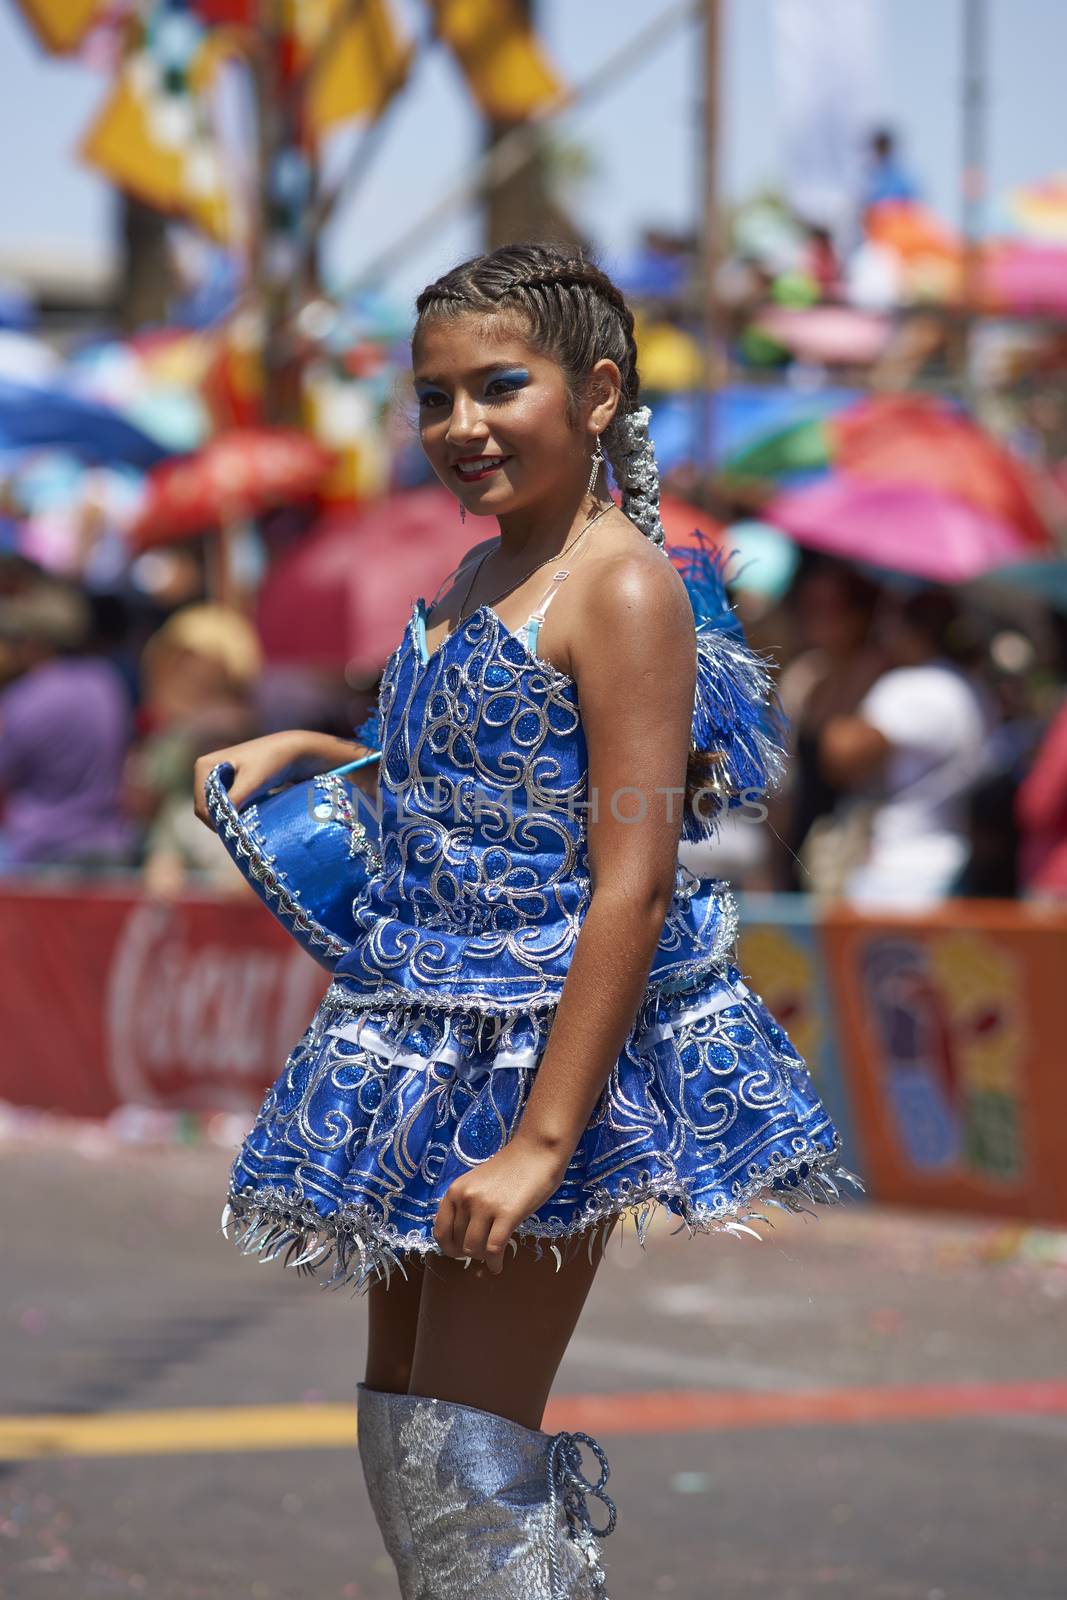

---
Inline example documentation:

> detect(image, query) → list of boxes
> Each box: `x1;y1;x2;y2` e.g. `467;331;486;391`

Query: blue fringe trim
667;526;790;844
351;703;380;749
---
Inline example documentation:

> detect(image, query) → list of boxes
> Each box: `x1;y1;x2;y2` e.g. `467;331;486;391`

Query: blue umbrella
0;379;171;469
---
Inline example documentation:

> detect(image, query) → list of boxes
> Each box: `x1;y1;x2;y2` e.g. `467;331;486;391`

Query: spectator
817;590;991;907
777;562;885;892
802;223;843;302
127;603;263;897
1016;696;1067;898
862;127;920;211
0;581;136;873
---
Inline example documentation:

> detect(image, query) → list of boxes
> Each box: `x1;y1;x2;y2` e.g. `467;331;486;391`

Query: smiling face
412;312;607;521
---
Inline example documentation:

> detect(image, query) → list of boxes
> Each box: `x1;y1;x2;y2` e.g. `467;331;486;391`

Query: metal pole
959;0;987;398
697;0;722;478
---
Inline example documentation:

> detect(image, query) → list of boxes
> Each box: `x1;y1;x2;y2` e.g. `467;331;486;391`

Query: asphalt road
1;1119;1065;1600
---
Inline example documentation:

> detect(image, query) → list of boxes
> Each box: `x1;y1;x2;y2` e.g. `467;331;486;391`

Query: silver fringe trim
324;898;740;1023
221;1143;865;1299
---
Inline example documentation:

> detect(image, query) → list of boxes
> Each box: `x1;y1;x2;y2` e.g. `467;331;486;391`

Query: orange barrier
822;900;1067;1227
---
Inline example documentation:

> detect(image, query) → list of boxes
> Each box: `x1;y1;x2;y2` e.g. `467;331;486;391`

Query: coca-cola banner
0;884;328;1117
4;886;1067;1231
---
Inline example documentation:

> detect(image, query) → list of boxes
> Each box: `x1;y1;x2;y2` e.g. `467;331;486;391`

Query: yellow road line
5;1379;1067;1462
0;1405;357;1461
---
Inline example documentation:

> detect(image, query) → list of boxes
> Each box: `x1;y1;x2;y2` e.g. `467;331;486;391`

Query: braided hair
413;243;664;547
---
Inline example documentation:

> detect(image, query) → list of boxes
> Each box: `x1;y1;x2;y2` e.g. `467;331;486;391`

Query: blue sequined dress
223;548;863;1292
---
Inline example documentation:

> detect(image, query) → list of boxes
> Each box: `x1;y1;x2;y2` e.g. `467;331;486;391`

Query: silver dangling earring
586;434;604;497
459;501;466;524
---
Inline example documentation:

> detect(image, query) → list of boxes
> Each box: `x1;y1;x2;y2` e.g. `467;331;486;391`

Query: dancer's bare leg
408;1221;619;1430
364;1255;427;1393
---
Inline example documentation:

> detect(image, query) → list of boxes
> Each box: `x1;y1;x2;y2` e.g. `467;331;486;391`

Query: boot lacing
546;1429;617;1598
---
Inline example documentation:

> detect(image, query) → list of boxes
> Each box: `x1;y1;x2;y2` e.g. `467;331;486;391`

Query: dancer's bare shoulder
565;509;696;693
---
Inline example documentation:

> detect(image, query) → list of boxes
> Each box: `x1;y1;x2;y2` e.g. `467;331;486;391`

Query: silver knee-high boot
357;1384;617;1599
356;1382;426;1598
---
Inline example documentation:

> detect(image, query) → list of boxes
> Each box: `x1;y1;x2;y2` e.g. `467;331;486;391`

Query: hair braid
414;244;664;546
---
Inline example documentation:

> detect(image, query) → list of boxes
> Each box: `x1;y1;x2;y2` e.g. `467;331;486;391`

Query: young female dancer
204;243;862;1598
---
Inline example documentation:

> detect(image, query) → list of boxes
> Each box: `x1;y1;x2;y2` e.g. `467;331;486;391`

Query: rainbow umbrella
833;395;1051;552
724;393;1051;553
722;415;832;482
1005;176;1067;245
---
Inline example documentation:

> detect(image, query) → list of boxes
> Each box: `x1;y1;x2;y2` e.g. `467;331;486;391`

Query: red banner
0;885;327;1118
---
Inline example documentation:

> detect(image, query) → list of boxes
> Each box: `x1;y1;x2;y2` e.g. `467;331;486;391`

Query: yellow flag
13;0;102;54
307;0;414;133
433;0;562;121
80;55;230;242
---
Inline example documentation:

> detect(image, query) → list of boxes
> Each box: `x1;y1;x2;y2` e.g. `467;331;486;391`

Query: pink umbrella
256;486;475;675
981;242;1067;317
751;306;892;366
767;475;1026;583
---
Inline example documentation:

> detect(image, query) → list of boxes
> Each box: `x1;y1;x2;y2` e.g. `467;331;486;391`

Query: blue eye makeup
486;368;529;393
413;367;530;411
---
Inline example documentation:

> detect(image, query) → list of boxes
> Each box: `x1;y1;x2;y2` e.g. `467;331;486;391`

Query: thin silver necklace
455;499;613;624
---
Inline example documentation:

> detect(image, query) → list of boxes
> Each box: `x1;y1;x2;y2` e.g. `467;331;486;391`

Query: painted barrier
1;882;1065;1225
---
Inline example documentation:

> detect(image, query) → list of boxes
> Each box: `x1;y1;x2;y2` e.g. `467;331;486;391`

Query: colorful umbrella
767;477;1026;583
129;428;334;550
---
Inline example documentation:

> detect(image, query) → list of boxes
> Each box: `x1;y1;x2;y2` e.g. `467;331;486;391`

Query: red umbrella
256;487;477;675
829;394;1052;553
658;493;724;552
130;428;335;551
768;476;1026;583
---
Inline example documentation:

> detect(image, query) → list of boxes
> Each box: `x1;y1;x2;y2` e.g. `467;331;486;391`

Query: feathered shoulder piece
668;525;789;842
352;702;380;752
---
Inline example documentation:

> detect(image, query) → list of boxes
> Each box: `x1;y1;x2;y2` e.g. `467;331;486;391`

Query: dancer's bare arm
192;726;381;825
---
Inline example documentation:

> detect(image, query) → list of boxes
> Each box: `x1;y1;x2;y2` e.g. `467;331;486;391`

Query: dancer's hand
433;1141;569;1275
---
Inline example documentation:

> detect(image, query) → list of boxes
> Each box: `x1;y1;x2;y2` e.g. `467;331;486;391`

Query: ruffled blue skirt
222;962;863;1294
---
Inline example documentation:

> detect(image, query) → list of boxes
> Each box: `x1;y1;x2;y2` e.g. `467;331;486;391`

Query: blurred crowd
2;534;1063;910
0;553;362;899
2;108;1064;911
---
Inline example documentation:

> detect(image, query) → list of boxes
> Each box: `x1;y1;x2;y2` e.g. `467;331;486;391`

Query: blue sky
0;0;1064;308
